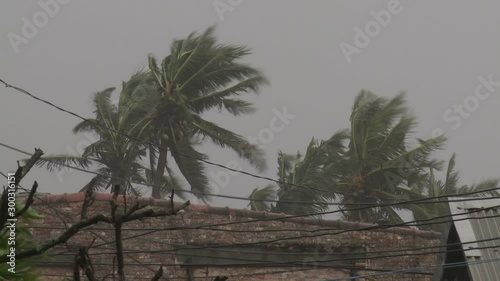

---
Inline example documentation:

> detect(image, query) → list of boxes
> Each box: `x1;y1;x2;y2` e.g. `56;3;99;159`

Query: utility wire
34;248;500;280
3;142;500;270
5;174;499;279
26;213;500;262
81;239;499;268
91;204;500;252
0;77;443;200
321;255;500;281
35;193;499;256
0;78;332;194
5;149;500;265
24;193;497;265
2;141;499;208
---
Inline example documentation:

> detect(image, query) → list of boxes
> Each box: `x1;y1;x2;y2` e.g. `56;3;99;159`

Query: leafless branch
114;220;125;281
15;181;38;218
81;189;95;220
150;266;163;281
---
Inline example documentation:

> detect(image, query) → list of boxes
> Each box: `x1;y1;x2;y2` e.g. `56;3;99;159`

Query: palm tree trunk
152;138;168;199
111;171;126;195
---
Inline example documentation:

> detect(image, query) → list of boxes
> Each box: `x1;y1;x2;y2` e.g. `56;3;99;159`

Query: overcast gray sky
1;1;499;209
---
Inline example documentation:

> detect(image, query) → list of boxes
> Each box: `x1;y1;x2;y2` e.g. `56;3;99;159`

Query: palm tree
323;91;446;223
140;27;268;199
248;139;331;215
408;154;460;232
409;153;500;232
35;74;169;195
247;184;275;211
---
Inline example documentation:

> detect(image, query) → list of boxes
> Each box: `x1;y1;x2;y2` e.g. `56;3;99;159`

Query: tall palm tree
248;139;331;215
324;91;446;223
35;74;171;195
140;27;269;199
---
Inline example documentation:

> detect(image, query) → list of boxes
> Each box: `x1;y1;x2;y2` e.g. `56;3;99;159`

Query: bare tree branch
81;189;95;220
0;213;113;262
19;148;44;182
150;266;163;281
123;201;190;222
114;220;125;281
15;181;38;218
0;149;42;230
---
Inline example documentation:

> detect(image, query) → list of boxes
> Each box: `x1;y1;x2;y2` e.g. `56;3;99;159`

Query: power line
0;78;331;193
127;234;500;260
5;149;500;262
4;146;497;252
91;204;500;253
81;239;499;269
36;242;500;281
2;141;499;208
5;142;500;270
0;77;443;200
26;211;500;263
321;255;500;281
5;174;500;279
32;191;499;257
28;205;500;262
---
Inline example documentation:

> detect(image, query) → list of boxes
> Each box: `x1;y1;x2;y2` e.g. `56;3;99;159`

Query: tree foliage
141;26;268;199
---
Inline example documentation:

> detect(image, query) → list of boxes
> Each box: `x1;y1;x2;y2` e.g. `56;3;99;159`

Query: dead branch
114;220;125;281
19;148;44;183
15;181;38;218
150;266;163;281
0;149;43;230
79;247;97;281
123;200;190;222
0;213;113;262
81;189;95;220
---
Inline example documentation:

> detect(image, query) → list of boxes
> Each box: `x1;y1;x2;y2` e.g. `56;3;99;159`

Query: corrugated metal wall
467;208;500;280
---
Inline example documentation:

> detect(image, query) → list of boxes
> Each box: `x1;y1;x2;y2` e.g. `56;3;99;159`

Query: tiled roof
27;192;441;239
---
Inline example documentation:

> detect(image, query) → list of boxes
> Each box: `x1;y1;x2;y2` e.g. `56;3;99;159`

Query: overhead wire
4;142;500;270
0;77;336;194
4;168;500;279
2;141;500;209
0;77;455;201
320;256;500;281
4;144;500;256
2;78;500;277
89;204;500;252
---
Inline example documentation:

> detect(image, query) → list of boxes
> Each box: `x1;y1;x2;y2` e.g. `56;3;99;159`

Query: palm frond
168;132;209;200
34;155;93;172
248;184;276;211
191;116;266;172
458;179;500;197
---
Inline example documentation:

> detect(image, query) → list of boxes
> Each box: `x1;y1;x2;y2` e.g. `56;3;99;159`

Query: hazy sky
1;1;499;209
